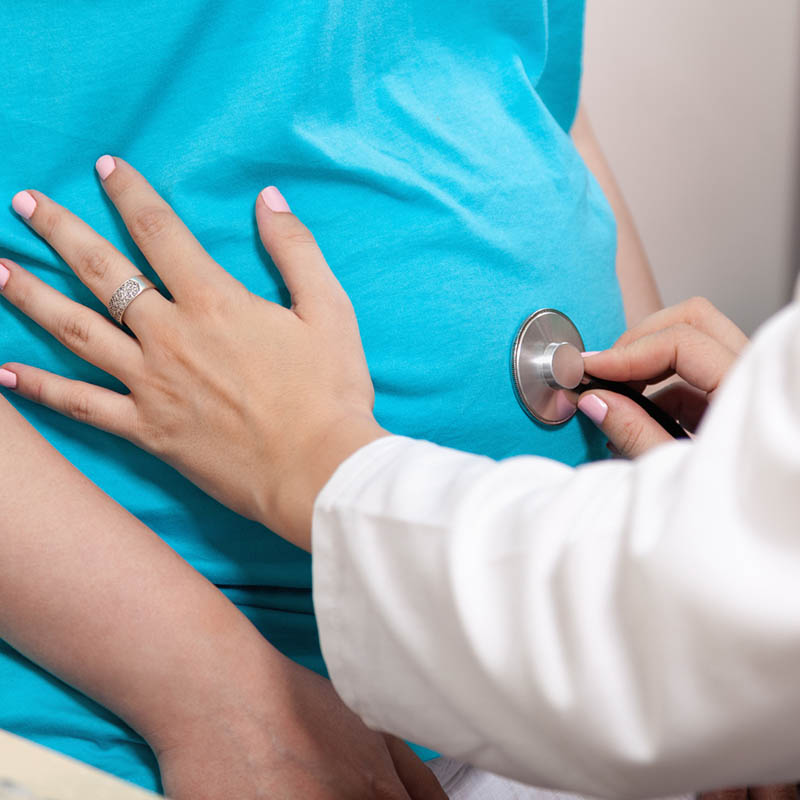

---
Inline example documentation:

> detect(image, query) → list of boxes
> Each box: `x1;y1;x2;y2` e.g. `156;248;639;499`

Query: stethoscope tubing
580;377;691;441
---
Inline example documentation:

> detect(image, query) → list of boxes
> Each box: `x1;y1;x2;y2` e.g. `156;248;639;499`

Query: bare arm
0;395;442;799
0;393;286;774
571;104;663;325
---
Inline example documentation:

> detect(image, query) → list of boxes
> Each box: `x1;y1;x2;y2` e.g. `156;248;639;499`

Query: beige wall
582;0;800;334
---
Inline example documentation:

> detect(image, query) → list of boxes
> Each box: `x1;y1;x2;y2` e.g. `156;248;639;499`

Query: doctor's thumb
577;389;674;459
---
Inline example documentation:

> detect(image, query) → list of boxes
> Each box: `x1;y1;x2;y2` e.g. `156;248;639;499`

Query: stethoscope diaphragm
511;309;690;439
511;309;585;425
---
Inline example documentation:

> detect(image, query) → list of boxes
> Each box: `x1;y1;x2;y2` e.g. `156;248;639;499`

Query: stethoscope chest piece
511;308;691;438
511;308;586;425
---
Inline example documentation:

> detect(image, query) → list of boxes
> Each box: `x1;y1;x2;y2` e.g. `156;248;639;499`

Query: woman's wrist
262;410;390;551
138;608;289;757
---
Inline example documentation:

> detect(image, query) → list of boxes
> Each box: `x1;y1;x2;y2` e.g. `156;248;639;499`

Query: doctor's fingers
577;388;674;459
613;296;749;355
643;381;710;434
255;187;357;329
583;324;739;397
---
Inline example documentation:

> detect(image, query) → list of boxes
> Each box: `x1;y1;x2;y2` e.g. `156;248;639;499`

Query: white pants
427;756;694;800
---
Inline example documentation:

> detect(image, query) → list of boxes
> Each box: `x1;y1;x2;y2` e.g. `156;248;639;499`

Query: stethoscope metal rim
511;308;586;426
511;308;691;440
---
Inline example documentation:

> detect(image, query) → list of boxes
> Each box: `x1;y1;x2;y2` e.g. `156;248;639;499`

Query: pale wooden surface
0;730;158;800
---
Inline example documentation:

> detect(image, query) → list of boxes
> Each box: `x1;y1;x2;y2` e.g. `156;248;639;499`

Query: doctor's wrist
264;410;389;551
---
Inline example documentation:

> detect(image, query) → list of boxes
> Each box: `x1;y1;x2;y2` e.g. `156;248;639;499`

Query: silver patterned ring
107;275;158;324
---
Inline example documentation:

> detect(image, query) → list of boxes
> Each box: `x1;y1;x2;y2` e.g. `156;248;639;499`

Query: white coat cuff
311;434;418;721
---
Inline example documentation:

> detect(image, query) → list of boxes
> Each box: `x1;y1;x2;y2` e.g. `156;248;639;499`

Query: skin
0;156;734;546
0;184;441;795
2;158;387;545
1;149;789;797
571;104;663;327
0;398;443;799
0;97;658;800
580;296;750;455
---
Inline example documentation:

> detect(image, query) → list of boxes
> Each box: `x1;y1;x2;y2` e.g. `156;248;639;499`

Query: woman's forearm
0;395;283;755
571;104;663;325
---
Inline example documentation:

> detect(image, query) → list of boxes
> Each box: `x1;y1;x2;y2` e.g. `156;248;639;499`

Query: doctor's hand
1;157;386;547
579;297;749;458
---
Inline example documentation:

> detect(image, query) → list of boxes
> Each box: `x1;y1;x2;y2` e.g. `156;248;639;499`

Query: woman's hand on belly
157;654;446;800
1;157;386;548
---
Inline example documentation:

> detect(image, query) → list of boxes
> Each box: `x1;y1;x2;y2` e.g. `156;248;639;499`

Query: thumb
256;186;350;322
577;389;673;459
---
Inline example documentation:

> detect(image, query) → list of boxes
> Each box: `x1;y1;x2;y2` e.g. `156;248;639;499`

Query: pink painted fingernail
577;394;608;426
261;186;291;213
11;191;36;220
95;155;116;180
581;351;601;357
0;369;17;389
0;263;9;290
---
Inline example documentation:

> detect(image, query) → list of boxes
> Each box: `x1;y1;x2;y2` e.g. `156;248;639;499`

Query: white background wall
582;0;800;334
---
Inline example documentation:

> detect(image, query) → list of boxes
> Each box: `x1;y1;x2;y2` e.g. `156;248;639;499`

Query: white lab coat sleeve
311;298;800;799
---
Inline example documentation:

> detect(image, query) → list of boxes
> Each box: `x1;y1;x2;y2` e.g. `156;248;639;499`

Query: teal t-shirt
0;0;625;792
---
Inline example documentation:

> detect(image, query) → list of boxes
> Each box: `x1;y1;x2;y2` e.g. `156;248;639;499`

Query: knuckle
133;417;167;454
617;418;645;457
131;206;171;243
144;319;183;357
39;209;61;240
55;312;93;350
143;326;175;356
131;399;182;456
11;278;34;314
670;322;696;347
190;283;226;314
65;388;95;423
684;295;714;319
76;246;112;284
28;375;46;406
332;291;357;322
314;285;352;317
144;336;195;379
109;168;137;197
616;345;637;379
281;221;317;247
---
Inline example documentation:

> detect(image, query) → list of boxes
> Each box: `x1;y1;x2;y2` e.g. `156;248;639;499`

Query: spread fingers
94;156;228;300
0;258;143;384
11;188;169;335
0;362;137;439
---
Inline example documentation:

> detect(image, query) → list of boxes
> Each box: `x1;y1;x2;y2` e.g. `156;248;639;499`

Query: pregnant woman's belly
0;0;624;791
